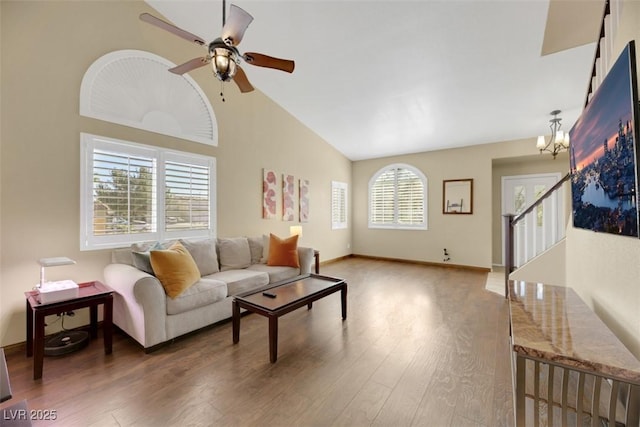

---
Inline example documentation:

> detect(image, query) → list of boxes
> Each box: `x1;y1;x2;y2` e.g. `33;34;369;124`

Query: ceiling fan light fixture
211;47;238;82
209;39;239;82
139;5;294;93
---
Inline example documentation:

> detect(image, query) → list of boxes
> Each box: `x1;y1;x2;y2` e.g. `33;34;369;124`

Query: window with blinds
368;164;427;229
92;148;156;237
165;158;211;232
331;181;348;229
80;133;216;250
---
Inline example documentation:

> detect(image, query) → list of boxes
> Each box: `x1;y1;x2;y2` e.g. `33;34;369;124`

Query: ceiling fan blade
140;13;206;46
243;52;295;73
233;66;254;93
221;4;253;46
168;57;210;75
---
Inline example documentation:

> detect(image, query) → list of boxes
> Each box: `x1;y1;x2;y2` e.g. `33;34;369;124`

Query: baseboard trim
344;254;490;272
319;255;353;267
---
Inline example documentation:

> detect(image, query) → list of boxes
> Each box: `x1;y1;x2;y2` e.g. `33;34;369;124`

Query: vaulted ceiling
146;0;605;161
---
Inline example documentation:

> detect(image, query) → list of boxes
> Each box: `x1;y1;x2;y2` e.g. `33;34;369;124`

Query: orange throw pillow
150;241;201;298
267;233;300;268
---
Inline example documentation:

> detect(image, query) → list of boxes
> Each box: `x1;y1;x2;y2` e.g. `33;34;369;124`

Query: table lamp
38;257;76;289
289;225;303;238
36;257;88;355
37;257;79;304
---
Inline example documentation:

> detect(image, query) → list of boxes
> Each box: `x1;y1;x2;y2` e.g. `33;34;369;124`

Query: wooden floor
3;257;514;426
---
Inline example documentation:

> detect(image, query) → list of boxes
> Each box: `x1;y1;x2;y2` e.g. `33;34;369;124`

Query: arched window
80;50;217;146
368;164;427;229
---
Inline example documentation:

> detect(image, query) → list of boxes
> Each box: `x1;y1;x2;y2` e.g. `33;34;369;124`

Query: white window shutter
368;164;427;229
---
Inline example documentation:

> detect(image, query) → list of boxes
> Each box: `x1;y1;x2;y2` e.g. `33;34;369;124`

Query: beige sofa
103;236;314;352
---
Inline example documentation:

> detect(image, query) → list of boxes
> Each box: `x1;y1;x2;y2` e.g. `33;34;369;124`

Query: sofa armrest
103;263;167;349
133;276;168;349
298;246;314;275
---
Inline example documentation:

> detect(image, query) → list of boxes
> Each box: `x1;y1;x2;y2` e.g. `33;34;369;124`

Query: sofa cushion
150;241;201;298
267;233;300;268
246;264;300;283
180;238;219;276
218;237;251;271
206;269;269;296
165;278;227;315
131;242;164;275
247;236;264;264
260;234;270;264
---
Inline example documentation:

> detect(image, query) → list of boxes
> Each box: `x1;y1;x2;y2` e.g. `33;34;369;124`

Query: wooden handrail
512;172;571;225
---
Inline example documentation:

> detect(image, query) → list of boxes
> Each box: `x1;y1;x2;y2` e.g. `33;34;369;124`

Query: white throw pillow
247;236;264;265
218;237;251;271
260;234;270;264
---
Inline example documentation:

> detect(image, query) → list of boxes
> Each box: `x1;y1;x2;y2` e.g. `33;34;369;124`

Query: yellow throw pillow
150;241;201;298
267;233;300;268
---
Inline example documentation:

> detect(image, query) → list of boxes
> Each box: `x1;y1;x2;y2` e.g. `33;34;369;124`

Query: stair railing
503;172;571;296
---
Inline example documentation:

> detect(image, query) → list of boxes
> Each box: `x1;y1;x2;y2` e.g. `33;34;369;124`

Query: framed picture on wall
443;179;473;214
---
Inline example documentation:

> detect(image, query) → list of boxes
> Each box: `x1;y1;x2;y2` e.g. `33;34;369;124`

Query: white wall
565;0;640;357
352;138;545;269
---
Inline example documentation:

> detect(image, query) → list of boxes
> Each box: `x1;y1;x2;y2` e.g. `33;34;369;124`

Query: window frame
368;163;428;230
80;133;216;251
331;181;348;230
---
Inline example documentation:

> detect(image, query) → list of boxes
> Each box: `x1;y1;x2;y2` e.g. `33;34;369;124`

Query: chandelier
536;110;570;159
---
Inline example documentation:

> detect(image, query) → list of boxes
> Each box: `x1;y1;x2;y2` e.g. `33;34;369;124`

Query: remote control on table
262;292;277;298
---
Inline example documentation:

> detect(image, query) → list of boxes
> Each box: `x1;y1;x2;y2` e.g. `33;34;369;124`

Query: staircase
503;172;571;296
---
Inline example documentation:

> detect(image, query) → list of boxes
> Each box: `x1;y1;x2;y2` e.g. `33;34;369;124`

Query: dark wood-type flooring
2;257;513;426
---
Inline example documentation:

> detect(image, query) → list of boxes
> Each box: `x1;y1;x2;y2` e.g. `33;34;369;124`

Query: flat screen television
570;41;640;237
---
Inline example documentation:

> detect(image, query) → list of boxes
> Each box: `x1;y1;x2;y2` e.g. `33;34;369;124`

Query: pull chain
220;81;225;102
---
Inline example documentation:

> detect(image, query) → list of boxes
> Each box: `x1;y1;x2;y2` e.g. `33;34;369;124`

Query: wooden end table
25;281;113;380
232;274;347;363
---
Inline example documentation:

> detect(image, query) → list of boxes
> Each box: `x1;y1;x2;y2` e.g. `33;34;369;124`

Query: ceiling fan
140;0;295;94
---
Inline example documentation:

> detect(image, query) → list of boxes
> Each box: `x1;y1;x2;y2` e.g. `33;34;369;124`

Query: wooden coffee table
232;274;347;363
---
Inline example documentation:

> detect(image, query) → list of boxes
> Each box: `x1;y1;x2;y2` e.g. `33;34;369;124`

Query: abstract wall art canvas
299;179;310;222
262;169;277;219
282;174;295;221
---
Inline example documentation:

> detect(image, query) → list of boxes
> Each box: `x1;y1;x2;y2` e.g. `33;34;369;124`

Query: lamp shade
290;225;303;237
38;257;76;268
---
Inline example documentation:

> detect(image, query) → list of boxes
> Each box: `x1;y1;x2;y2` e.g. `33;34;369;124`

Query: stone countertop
508;280;640;384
